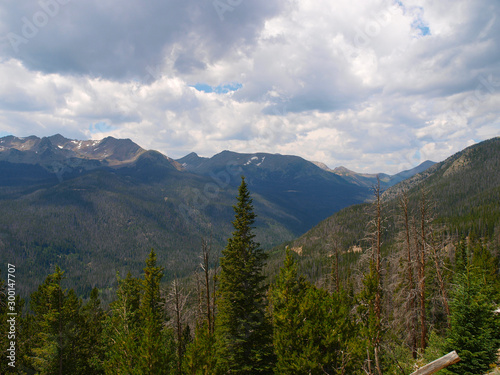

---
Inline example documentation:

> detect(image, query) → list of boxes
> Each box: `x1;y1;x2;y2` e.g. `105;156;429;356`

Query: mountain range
0;134;437;298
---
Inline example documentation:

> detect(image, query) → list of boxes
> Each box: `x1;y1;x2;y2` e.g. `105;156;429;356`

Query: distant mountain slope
383;138;500;205
328;161;436;189
0;134;451;300
388;160;436;186
0;134;146;165
0;135;184;186
0;135;370;299
177;150;371;233
272;137;500;280
331;166;391;188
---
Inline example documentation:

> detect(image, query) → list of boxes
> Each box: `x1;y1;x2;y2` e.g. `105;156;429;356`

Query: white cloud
0;0;499;174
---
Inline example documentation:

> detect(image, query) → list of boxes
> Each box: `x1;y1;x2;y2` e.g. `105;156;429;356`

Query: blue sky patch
89;122;116;134
416;24;431;36
192;82;242;94
411;14;431;36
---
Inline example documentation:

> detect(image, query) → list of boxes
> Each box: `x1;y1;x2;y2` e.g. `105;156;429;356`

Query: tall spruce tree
79;288;106;374
444;247;500;374
104;272;143;374
269;247;309;373
183;321;217;374
105;250;175;374
27;267;83;375
214;176;274;374
137;249;175;374
270;248;354;374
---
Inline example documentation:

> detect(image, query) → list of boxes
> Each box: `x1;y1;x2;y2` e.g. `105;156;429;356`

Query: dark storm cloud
0;0;284;80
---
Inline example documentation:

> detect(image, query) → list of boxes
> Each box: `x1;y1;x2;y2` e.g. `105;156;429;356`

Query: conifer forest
1;173;499;375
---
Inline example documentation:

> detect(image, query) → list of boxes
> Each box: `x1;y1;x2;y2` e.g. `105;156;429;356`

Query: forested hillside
0;135;374;299
1;169;499;374
264;136;500;373
276;137;500;280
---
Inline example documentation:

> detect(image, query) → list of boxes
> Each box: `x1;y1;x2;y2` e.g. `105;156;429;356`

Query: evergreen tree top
231;176;257;241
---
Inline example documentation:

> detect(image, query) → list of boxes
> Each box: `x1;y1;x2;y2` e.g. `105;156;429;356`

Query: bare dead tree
201;238;213;334
212;264;217;333
364;177;384;375
398;191;418;358
429;224;451;326
194;236;219;338
329;237;341;294
418;189;429;350
169;279;191;374
365;348;373;375
376;181;383;325
195;271;203;322
414;189;431;350
373;178;383;375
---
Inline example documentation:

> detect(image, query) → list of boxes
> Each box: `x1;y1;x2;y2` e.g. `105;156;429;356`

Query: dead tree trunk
429;235;450;326
372;177;383;375
170;279;190;375
330;239;341;294
201;238;213;334
399;192;417;358
418;189;429;350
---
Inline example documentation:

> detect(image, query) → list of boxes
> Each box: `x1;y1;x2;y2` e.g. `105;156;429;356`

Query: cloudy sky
0;0;499;173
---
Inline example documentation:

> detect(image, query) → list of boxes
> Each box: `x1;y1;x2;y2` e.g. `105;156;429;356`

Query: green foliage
214;177;275;374
444;264;500;374
104;251;176;375
104;272;142;374
269;248;309;373
421;330;447;367
182;322;216;375
137;249;175;374
79;288;106;374
23;266;101;375
270;248;359;374
356;263;382;360
4;138;500;374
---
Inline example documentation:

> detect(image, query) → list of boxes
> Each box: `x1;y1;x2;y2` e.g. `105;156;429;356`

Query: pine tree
271;248;356;374
79;288;106;374
183;321;216;375
105;250;175;374
137;249;175;374
444;263;500;374
269;247;308;373
357;263;382;375
104;272;143;374
214;176;274;374
27;266;83;375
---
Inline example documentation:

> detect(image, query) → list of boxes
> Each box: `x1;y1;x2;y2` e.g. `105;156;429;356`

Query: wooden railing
410;351;461;375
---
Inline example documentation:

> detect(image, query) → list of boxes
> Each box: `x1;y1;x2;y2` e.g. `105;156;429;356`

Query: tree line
1;177;499;374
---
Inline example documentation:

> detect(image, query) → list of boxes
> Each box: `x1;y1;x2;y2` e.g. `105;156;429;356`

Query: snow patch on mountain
245;156;266;166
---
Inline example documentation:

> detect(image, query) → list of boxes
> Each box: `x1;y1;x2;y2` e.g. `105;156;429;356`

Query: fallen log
410;351;461;375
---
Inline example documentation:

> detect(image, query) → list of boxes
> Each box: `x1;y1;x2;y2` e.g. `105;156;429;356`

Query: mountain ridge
1;134;436;185
0;134;370;298
0;133;476;301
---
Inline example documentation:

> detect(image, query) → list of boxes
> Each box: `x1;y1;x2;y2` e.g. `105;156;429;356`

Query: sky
0;0;499;174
